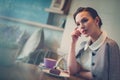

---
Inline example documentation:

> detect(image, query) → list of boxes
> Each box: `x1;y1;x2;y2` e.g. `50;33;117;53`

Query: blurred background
0;0;120;66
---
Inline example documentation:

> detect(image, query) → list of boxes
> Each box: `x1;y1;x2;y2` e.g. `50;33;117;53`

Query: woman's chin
83;34;89;37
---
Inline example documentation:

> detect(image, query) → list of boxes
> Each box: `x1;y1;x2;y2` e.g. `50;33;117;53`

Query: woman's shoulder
106;37;118;45
105;37;119;49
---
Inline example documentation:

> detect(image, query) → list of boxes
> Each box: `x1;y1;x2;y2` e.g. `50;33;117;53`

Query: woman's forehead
75;11;91;21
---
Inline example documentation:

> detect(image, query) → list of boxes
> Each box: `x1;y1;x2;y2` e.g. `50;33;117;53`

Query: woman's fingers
72;27;81;37
71;27;81;42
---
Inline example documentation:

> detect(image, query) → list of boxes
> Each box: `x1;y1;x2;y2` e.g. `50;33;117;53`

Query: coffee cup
44;58;56;69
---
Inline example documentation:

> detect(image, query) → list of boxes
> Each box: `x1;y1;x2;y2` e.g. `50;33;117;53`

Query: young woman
67;7;120;80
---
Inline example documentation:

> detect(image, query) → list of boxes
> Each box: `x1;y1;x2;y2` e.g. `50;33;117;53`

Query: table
0;62;84;80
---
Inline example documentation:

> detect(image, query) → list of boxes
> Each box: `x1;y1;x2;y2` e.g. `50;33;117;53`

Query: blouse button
92;62;95;66
92;52;96;56
93;74;96;77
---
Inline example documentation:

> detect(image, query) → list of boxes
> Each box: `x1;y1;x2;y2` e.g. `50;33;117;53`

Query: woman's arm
67;42;81;74
107;40;120;80
67;27;81;74
67;42;93;80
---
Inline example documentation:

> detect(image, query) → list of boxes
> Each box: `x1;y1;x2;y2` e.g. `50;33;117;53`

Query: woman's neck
90;30;102;44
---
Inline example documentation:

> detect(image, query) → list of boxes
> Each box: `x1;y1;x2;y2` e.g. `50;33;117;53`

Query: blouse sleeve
108;41;120;80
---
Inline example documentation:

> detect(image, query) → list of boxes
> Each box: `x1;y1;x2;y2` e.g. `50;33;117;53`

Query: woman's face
75;11;99;37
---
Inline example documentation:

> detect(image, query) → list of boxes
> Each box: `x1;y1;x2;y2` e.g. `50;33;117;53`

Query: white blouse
76;31;107;71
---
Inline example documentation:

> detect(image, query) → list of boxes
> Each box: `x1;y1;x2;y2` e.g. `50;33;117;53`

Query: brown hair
73;7;102;28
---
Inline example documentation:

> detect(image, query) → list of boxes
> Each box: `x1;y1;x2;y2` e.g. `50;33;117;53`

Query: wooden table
0;62;84;80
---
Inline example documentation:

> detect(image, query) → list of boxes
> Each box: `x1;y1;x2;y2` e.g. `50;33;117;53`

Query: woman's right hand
71;27;81;43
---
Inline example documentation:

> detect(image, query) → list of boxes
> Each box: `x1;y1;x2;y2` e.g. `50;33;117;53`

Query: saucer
42;69;69;78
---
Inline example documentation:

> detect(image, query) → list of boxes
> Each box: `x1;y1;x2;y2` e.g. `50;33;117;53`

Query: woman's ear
95;17;100;26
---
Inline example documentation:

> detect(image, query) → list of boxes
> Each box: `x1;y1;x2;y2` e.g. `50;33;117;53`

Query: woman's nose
76;27;81;33
80;23;86;29
78;23;85;30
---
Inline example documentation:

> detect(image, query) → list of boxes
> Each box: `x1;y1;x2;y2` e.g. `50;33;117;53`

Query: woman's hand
67;27;82;75
71;27;81;43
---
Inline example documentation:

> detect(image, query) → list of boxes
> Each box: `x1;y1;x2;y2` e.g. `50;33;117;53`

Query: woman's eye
77;24;80;26
76;23;80;26
81;18;88;23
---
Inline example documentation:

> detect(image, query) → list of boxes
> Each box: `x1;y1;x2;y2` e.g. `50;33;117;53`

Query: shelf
0;16;64;32
45;8;64;14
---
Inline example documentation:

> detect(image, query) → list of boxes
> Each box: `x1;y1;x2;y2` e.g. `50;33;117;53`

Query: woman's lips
81;29;87;34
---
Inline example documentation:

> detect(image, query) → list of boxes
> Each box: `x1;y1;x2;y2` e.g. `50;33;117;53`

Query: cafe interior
0;0;120;80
